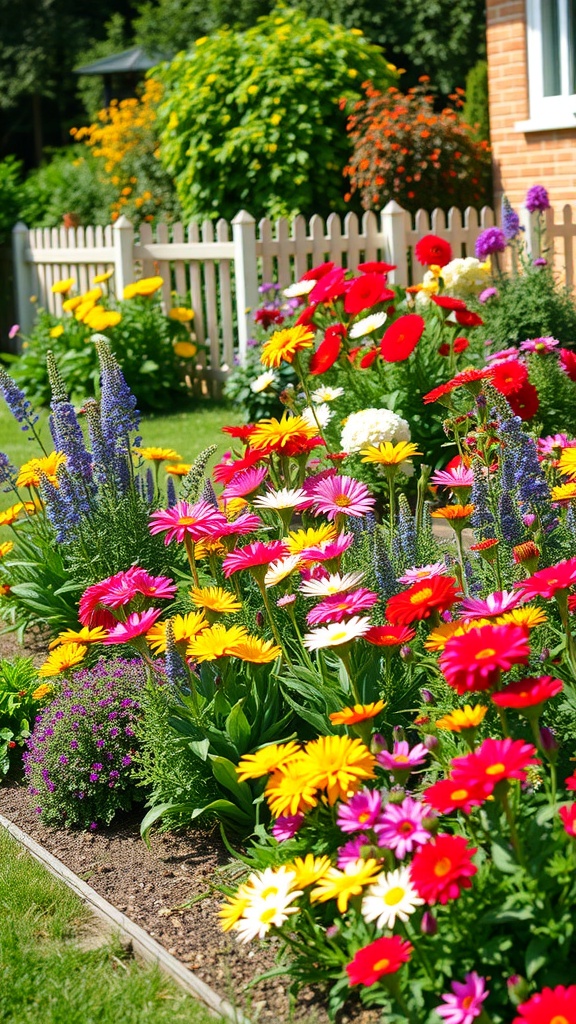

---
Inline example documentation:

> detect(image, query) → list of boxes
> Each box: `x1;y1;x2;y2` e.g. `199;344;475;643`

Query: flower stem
183;535;200;587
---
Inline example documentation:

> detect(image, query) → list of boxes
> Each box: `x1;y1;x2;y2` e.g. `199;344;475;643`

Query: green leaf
210;755;254;812
525;936;550;980
490;840;519;875
225;701;251;754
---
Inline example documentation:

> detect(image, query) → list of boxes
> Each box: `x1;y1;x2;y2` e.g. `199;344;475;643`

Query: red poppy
430;295;467;311
559;347;576;382
309;324;345;375
344;273;388;315
309;268;346;304
491;360;528;395
365;624;416;646
301;261;335;281
357;260;396;274
450;737;540;793
380;314;426;362
410;833;477;904
346;935;413;987
295;304;317;326
508;380;540;420
454;336;470;353
440;623;530;695
454;310;484;327
359;347;379;368
491;675;563;710
424;777;487;814
386;575;461;626
414;234;453;267
513;984;576;1024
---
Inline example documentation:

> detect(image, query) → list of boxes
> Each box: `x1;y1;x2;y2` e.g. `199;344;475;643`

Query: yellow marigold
169;307;195;323
174;341;197;359
133;446;182;462
50;325;64;338
310;859;382;914
62;296;82;312
85;309;122;330
287;855;333;889
123;276;164;299
431;504;474;521
264;760;319;817
165;463;191;477
31;683;53;701
146;612;208;654
38;643;87;677
49;626;108;649
558;447;576;480
0;541;14;558
92;270;114;284
186;623;249;662
249;413;316;452
287;524;337;554
75;298;97;322
299;735;376;805
260;325;315;368
496;606;548;629
230;636;282;664
0;502;40;527
435;704;487;732
329;700;386;726
51;277;75;294
360;441;422;466
189;586;241;614
17;451;66;490
236;741;303;782
551;483;576;503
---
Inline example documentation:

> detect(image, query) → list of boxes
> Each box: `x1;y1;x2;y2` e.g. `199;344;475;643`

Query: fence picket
217;219;234;372
188;222;206;357
201;219;221;376
293;215;308;280
172;222;187;300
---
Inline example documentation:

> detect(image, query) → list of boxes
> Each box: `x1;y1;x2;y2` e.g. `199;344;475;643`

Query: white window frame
515;0;576;132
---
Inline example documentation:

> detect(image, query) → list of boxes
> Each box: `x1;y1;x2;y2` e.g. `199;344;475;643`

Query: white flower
361;866;424;929
340;408;411;454
233;866;302;943
303;616;372;650
254;487;310;511
299;571;365;597
264;554;302;588
301;404;332;430
441;256;491;299
283;279;315;298
349;312;387;339
311;385;344;403
250;370;277;393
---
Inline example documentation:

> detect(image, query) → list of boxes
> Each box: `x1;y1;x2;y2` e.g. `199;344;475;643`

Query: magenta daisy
222;540;288;578
149;500;228;544
430;465;475;491
97;567;176;608
336;835;373;868
102;608;162;644
375;796;432;859
538;433;576;457
309;475;376;521
221;466;268;500
377;740;428;773
458;589;522;619
436;971;489;1024
397;562;448;585
337;789;384;834
520;336;559;354
299;533;354;563
219;512;263;537
271;813;305;841
306;588;379;625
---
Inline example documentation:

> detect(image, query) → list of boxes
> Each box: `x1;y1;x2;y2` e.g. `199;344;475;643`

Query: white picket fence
12;201;576;388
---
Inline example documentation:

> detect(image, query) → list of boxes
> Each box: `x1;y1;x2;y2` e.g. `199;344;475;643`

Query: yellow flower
360;441;422;466
264;760;319;817
0;502;39;527
50;325;65;338
551;483;576;502
435;705;487;732
165;463;191;477
424;619;490;652
85;309;122;330
189;586;242;614
38;643;87;677
62;296;82;312
496;606;548;629
219;890;251;931
174;341;197;358
193;537;226;560
288;855;333;889
249;414;316;452
260;325;315;368
75;298;97;322
287;524;337;554
123;276;164;299
230;636;282;663
49;626;108;649
81;287;103;302
299;735;376;805
169;307;195;323
186;623;249;662
133;446;183;462
51;277;75;294
146;612;208;654
236;741;303;782
92;270;114;284
31;683;53;701
310;859;382;914
17;452;67;490
0;541;14;558
329;700;386;726
558;447;576;480
196;35;208;45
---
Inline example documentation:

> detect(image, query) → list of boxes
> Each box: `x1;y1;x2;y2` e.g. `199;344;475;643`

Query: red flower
386;575;461;626
346;935;413;987
450;737;540;793
344;273;389;315
515;556;576;600
430;295;467;311
508;380;539;420
566;770;576;791
213;449;265;484
295;304;317;326
559;803;576;837
410;833;477;904
454;336;470;353
301;261;335;281
357;260;396;274
423;367;495;404
254;307;284;329
309;324;345;375
454;310;484;327
491;359;528;395
414;234;452;268
492;675;563;710
222;424;254;441
559;348;576;382
424;777;487;814
440;624;530;694
309;268;346;304
280;435;324;458
380;314;426;362
365;624;416;646
359;347;379;368
513;985;576;1024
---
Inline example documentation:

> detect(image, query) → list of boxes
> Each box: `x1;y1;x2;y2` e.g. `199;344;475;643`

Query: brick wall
486;0;576;209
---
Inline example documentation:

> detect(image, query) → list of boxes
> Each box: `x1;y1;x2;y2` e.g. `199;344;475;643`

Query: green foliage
527;351;576;438
20;148;116;228
475;263;576;350
0;530;82;639
463;59;490;141
0;157;25;244
156;9;395;222
0;657;42;775
224;344;298;423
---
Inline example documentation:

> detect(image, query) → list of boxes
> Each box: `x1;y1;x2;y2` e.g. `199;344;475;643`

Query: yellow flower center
399;821;414;834
259;907;278;924
475;647;496;660
358;812;371;823
373;957;390;971
394;754;410;763
550;1018;569;1024
334;495;352;507
383;886;406;906
178;516;198;526
260;886;280;899
410;587;433;604
330;631;348;642
462;997;474;1010
486;762;506;776
433;857;452;877
451;789;469;801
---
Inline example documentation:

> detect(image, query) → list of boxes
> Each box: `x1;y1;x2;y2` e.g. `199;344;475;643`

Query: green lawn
0;827;218;1024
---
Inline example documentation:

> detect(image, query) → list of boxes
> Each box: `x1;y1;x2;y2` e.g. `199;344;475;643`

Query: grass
0;827;219;1024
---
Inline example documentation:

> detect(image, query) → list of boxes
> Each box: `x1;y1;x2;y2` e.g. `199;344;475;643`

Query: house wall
486;0;576;208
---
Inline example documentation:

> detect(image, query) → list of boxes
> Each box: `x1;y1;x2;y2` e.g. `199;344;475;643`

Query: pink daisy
102;608;162;644
375;796;432;859
271;813;305;841
520;336;559;354
308;475;376;520
377;740;428;773
397;561;448;585
219;512;263;536
301;468;338;494
222;540;288;578
149;500;228;544
436;972;489;1024
458;589;522;619
336;834;373;868
430;465;475;490
336;789;384;834
99;567;176;608
537;434;576;457
306;588;379;625
485;347;518;364
221;466;268;500
299;533;354;563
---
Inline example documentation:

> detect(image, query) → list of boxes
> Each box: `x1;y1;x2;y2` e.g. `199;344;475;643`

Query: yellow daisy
551;483;576;503
424;619;490;652
260;325;315;368
193;537;226;560
248;414;317;452
51;277;75;294
74;298;97;322
86;310;122;330
230;636;282;663
359;441;422;466
310;859;382;914
169;307;195;323
31;683;53;701
0;502;39;527
0;541;14;558
496;606;548;629
299;735;376;805
558;447;576;480
286;524;337;555
92;270;114;284
329;700;386;726
133;446;183;462
219;889;251;931
123;276;164;299
50;325;64;338
17;451;67;490
38;643;87;677
186;623;249;662
264;760;319;817
165;463;192;477
49;625;108;649
62;296;83;312
236;741;303;782
287;855;333;889
189;586;242;614
146;612;208;654
435;704;487;732
174;341;197;358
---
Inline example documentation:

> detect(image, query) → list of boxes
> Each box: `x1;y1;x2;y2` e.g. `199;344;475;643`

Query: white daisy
283;279;316;298
311;385;345;403
361;866;424;929
234;890;301;942
250;370;277;393
254;487;310;511
264;554;303;588
301;404;332;430
303;616;372;650
299;570;365;597
349;312;387;339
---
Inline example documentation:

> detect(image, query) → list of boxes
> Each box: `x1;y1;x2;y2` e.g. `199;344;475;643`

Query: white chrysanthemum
441;256;491;298
361;866;424;929
283;279;315;298
303;616;372;650
250;370;277;393
349;312;387;339
301;404;332;430
340;408;411;454
311;385;345;403
254;488;310;511
299;571;365;597
264;554;302;588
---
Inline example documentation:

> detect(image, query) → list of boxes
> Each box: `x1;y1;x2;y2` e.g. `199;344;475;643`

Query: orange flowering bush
344;78;492;213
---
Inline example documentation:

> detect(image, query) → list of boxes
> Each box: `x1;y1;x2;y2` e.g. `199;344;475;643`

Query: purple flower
501;195;521;240
336;834;372;868
336;789;384;834
475;227;507;260
271;813;305;841
525;184;550;213
436;971;489;1024
375;796;432;859
478;287;497;304
376;740;428;773
8;323;19;339
533;257;547;267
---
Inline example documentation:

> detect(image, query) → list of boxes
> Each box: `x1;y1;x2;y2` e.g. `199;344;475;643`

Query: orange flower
330;700;386;726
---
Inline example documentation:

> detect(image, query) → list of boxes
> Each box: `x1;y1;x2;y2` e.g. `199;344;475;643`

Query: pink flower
221;467;268;500
277;593;297;608
271;813;305;841
299;533;354;563
440;624;530;695
520;336;559;354
308;475;376;521
537;434;576;457
430;465;475;490
458;589;522;619
436;972;489;1024
397;562;448;585
336;834;373;868
337;789;384;834
306;588;378;625
149;500;228;544
219;512;263;536
478;288;497;304
377;740;428;773
374;796;432;859
102;608;162;644
486;347;518;364
79;568;176;627
222;540;288;577
8;324;19;339
515;556;576;600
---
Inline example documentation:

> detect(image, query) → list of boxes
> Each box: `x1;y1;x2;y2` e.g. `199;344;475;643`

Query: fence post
381;201;408;287
232;210;259;365
12;222;34;337
112;215;134;299
520;207;541;259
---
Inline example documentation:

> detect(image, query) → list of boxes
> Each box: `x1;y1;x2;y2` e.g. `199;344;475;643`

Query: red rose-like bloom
559;803;576;837
450;737;540;794
346;935;413;987
386;575;461;626
560;348;576;382
440;623;530;694
515;556;576;600
513;985;576;1024
492;675;563;709
359;347;379;368
357;260;396;274
430;295;467;311
309;324;345;375
344;273;388;315
414;234;453;267
309;268;346;304
491;359;528;395
380;314;426;362
508;380;540;420
365;624;416;646
454;336;470;353
410;833;477;904
301;260;335;281
423;367;495;404
454;310;484;327
254;307;284;330
424;777;487;814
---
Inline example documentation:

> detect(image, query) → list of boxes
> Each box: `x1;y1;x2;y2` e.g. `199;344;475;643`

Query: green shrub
20;148;116;228
463;59;490;141
0;658;45;775
475;263;576;349
0;156;25;244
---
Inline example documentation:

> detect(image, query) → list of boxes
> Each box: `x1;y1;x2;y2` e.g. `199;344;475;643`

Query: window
524;0;576;128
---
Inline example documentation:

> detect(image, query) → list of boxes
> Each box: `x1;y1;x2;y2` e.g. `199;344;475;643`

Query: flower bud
421;910;438;936
326;924;340;939
370;733;387;754
255;611;265;628
399;645;413;662
522;513;536;528
421;688;435;705
424;734;439;751
393;725;405;743
539;726;559;761
507;975;530;1006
